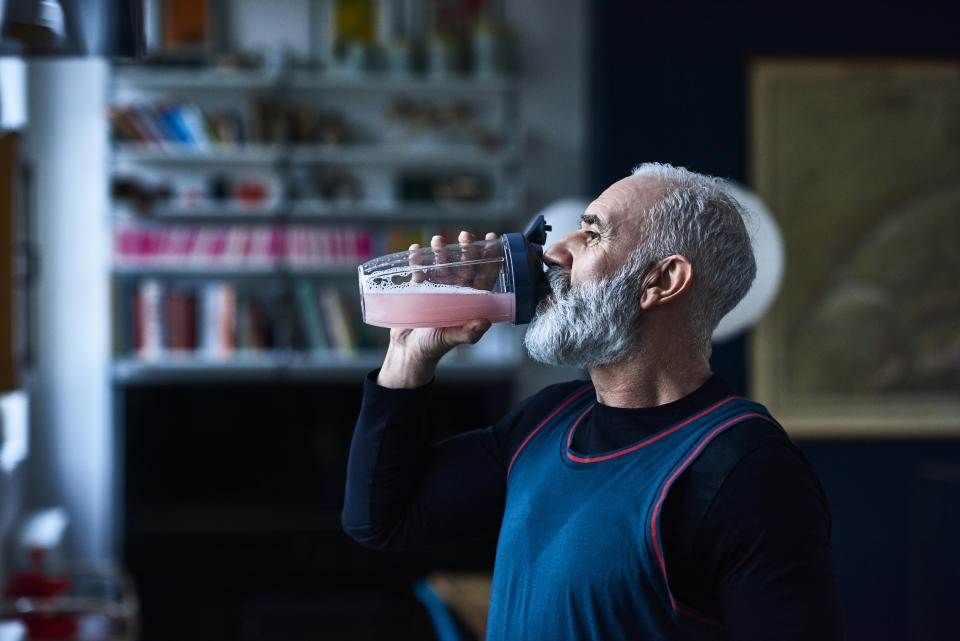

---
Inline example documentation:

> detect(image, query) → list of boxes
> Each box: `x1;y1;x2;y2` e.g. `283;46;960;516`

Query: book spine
217;283;237;356
293;279;327;352
133;104;173;148
178;103;211;149
119;105;161;145
200;282;220;358
160;104;194;145
136;279;164;361
236;293;251;351
318;286;357;357
108;106;139;142
248;297;270;351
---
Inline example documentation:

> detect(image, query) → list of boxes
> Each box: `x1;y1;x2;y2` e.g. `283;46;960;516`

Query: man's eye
584;230;600;242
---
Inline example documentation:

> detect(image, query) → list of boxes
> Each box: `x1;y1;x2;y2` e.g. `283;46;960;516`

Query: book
131;104;174;147
116;278;137;356
178;103;212;149
293;279;328;353
164;286;198;354
318;286;356;357
159;104;194;144
216;283;237;357
247;296;271;351
199;282;236;360
109;106;141;142
116;105;160;144
135;279;164;361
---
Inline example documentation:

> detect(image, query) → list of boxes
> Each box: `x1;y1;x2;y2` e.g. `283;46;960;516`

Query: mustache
545;265;572;295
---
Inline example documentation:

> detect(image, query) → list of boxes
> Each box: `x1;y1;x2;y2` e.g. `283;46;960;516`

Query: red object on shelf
19;613;79;639
234;181;268;206
3;549;79;639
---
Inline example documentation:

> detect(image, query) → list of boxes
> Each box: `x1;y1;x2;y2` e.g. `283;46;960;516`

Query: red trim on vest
565;396;745;464
506;384;594;480
650;411;777;629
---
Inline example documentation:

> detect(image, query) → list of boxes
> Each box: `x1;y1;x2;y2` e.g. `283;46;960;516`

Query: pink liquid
363;291;515;328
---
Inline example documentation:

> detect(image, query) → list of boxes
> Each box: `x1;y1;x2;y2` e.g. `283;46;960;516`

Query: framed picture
750;60;960;437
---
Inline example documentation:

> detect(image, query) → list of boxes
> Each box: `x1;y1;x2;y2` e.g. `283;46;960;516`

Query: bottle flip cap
504;214;551;324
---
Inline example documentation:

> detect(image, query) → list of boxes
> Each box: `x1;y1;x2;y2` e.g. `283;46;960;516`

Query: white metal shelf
111;264;360;278
112;66;519;95
115;201;522;224
113;143;280;164
287;71;519;95
112;353;520;384
112;142;519;167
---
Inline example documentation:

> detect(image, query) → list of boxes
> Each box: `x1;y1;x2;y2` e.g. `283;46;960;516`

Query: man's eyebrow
580;213;606;230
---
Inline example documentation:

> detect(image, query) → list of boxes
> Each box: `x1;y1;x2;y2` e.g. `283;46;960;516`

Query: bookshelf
108;63;524;381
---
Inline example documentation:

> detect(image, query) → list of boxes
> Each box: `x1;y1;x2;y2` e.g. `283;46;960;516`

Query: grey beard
523;265;644;369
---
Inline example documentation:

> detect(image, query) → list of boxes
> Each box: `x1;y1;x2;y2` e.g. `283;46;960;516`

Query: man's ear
639;255;694;310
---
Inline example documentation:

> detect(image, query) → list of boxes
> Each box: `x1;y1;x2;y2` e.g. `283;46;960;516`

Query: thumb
442;319;492;346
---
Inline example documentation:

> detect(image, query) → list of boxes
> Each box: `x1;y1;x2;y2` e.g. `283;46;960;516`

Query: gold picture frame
750;59;960;437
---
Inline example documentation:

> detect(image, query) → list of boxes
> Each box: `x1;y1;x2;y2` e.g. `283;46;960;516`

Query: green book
293;279;328;353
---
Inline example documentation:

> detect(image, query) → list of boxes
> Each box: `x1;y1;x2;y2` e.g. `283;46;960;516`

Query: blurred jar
1;562;138;641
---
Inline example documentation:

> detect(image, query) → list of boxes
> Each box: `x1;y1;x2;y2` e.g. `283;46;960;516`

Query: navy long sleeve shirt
343;372;844;640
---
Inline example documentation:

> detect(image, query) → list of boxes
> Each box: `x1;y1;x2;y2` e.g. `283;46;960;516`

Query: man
342;163;843;640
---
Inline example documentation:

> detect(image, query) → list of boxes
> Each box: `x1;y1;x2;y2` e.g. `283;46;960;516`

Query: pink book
248;227;272;266
168;227;193;263
208;229;228;265
356;229;372;262
114;226;138;265
145;229;163;265
269;226;285;265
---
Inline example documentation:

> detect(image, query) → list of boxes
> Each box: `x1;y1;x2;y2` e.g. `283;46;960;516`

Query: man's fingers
475;232;502;290
408;243;426;283
441;319;492;347
457;230;479;287
430;234;453;284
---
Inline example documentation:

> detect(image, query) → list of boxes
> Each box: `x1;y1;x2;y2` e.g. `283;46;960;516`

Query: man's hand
376;231;494;389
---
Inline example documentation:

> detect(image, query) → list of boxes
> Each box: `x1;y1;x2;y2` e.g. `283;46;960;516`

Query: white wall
506;0;592;400
507;0;590;214
24;60;113;561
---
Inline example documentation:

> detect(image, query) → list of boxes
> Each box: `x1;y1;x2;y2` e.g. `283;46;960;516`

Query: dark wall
590;2;960;640
590;0;960;191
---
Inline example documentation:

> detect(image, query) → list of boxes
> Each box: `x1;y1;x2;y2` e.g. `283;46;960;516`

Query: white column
23;59;113;561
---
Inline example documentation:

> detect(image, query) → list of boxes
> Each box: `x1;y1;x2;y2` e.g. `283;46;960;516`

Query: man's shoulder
694;410;816;490
710;411;790;448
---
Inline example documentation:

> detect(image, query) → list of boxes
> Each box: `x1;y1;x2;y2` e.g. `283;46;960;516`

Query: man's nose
542;233;575;268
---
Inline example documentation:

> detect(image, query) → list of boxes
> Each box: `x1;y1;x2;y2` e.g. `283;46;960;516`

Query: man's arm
341;371;508;549
343;231;505;549
702;443;844;640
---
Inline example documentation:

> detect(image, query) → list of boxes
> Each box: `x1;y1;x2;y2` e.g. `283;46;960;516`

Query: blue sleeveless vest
485;383;780;640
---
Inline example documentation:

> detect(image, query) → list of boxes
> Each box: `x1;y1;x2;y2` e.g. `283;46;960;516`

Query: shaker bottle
358;216;551;328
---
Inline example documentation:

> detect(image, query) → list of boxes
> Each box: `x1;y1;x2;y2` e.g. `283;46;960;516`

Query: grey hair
629;162;756;354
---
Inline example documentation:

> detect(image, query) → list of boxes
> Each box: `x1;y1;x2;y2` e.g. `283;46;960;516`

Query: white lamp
712;182;783;343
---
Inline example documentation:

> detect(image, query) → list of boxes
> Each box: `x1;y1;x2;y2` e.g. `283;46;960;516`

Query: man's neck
587;344;712;409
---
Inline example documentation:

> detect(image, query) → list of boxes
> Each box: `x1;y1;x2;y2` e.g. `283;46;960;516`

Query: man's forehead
584;175;663;228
